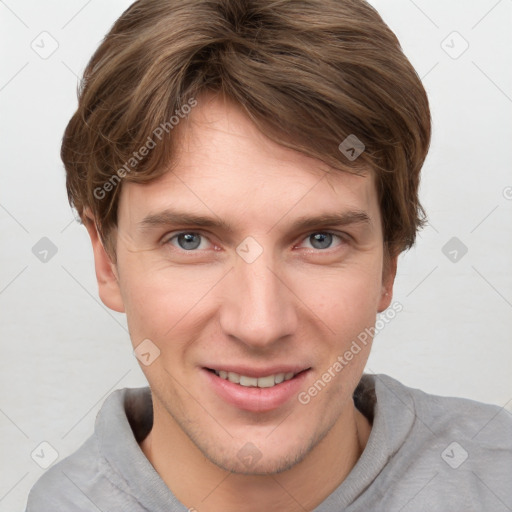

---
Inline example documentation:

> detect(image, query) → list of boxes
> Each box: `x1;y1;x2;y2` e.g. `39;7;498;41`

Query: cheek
119;261;221;346
295;262;383;331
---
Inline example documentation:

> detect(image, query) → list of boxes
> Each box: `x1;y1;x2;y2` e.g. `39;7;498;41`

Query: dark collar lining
124;388;153;444
353;373;377;424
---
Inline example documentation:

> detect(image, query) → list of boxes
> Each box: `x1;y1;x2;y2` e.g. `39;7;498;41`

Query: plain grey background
1;1;511;510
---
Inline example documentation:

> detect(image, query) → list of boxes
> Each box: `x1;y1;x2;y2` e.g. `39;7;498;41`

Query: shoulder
25;429;141;512
370;374;512;509
359;373;512;441
25;435;111;512
385;374;512;444
25;387;147;512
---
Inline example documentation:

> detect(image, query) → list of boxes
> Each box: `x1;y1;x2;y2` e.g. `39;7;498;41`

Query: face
91;93;396;475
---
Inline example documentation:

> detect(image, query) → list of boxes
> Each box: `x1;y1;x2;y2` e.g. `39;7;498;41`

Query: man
26;0;512;510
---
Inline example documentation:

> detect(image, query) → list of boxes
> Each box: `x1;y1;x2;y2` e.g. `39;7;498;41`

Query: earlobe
378;251;398;313
83;209;125;313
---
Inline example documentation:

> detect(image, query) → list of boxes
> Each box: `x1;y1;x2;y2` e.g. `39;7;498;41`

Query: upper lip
204;365;311;378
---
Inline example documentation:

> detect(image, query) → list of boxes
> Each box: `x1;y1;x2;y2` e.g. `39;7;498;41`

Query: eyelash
162;230;349;253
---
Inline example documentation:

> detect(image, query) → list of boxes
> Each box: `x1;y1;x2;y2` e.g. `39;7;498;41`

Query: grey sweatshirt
25;373;512;511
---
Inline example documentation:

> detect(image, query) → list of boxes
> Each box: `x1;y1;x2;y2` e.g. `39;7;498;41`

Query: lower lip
202;368;310;413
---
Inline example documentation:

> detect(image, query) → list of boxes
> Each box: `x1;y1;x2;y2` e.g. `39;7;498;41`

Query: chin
210;445;310;476
197;427;324;476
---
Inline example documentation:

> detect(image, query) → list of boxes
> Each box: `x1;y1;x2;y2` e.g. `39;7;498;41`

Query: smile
212;369;298;388
203;366;311;412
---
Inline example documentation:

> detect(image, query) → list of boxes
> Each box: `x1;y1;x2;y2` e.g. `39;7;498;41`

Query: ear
83;208;125;313
377;248;398;313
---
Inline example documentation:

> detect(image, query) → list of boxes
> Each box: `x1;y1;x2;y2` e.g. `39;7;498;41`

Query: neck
140;398;371;512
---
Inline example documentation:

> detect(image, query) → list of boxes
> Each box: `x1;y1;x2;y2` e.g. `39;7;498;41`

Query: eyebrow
137;207;372;234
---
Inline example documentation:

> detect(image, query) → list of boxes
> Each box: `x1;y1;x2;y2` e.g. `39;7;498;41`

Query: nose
218;246;297;350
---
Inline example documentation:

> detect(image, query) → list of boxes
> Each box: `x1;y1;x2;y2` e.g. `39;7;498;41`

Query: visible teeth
213;369;298;387
239;375;258;387
257;375;275;388
227;371;240;384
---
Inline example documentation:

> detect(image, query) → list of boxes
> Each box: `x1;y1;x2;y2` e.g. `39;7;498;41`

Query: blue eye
302;232;344;250
166;232;207;251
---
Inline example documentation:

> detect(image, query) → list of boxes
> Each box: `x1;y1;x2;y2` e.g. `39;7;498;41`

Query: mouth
207;368;303;388
203;366;311;412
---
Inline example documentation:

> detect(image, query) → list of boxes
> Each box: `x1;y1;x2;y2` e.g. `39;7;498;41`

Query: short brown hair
62;0;431;262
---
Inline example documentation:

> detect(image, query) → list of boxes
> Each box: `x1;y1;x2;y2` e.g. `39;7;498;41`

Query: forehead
118;94;379;231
